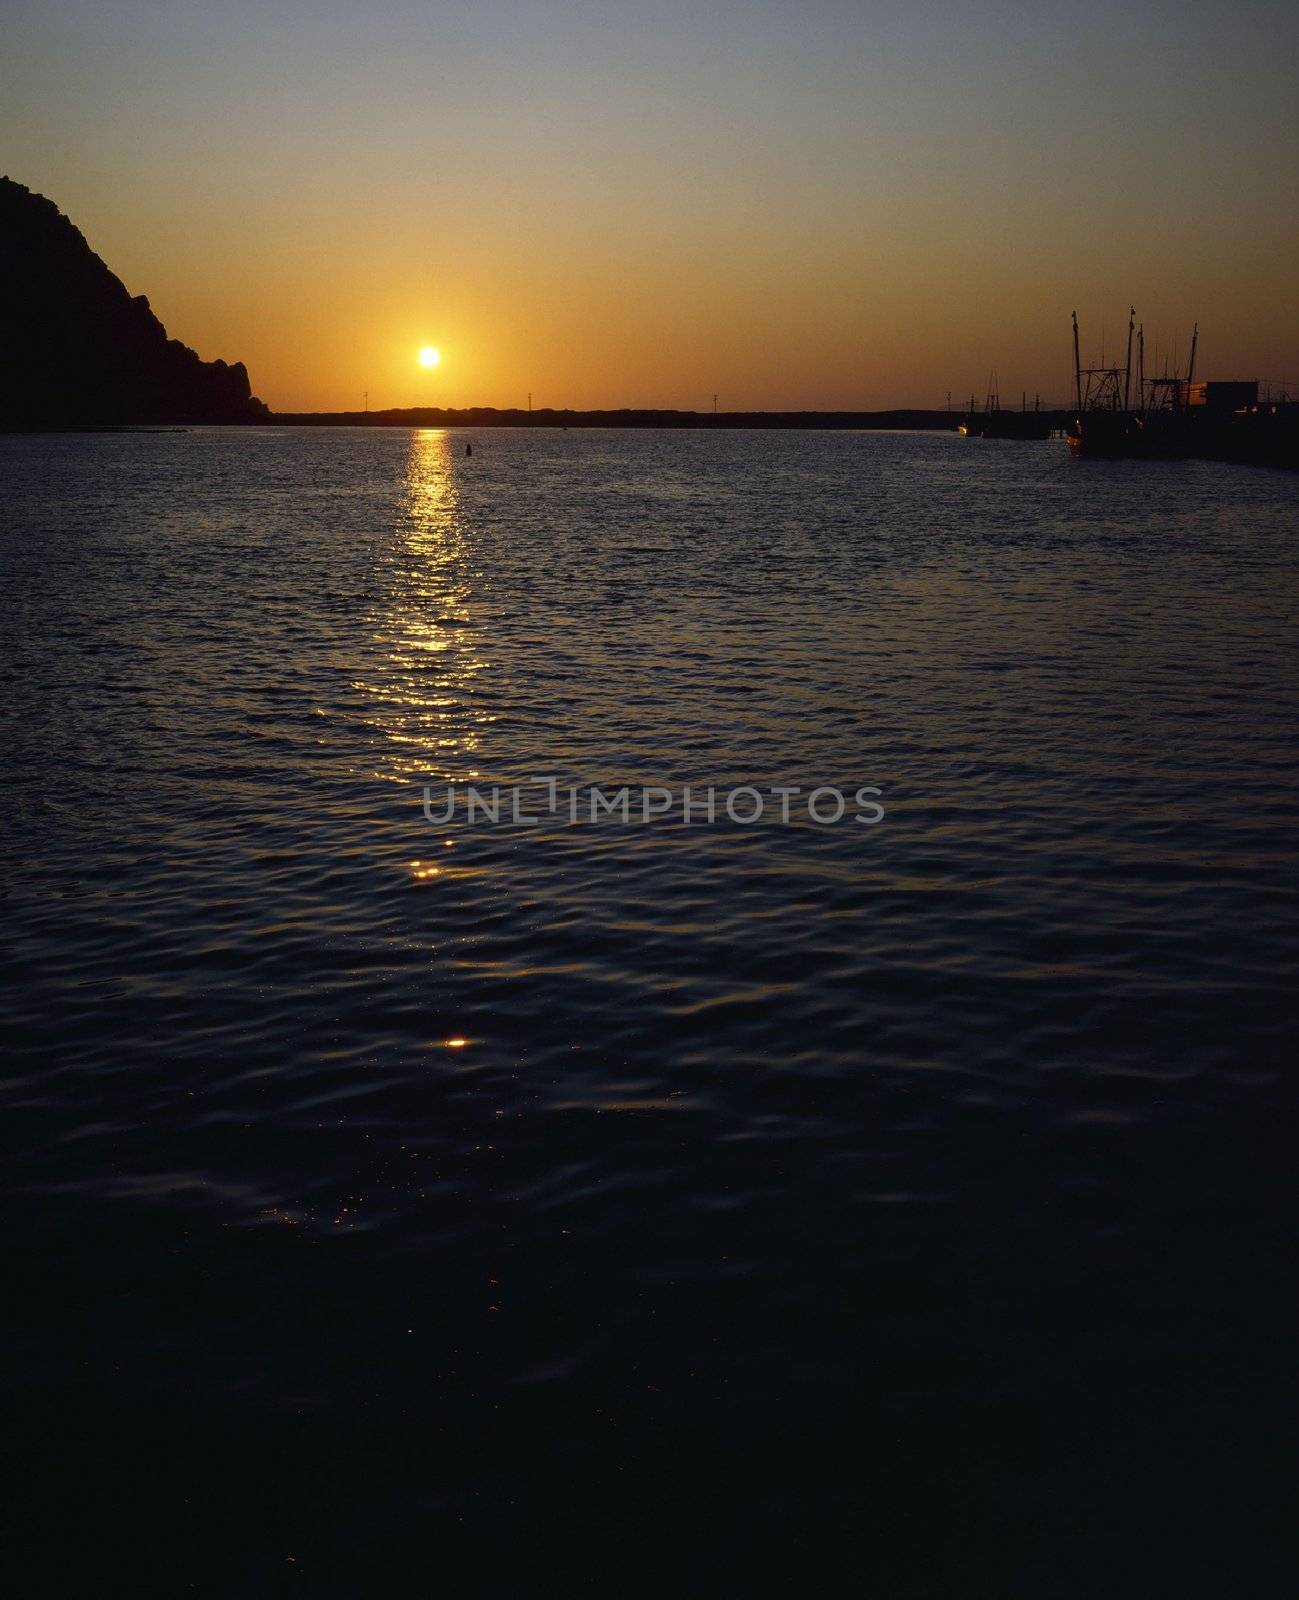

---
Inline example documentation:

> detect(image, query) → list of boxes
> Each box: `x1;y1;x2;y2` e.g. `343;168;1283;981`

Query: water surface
3;427;1296;1591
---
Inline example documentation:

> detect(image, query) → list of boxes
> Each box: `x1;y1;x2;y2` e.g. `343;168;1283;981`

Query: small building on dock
1188;381;1258;411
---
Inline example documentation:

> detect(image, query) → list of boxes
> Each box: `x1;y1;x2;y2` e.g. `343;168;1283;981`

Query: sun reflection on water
360;430;493;783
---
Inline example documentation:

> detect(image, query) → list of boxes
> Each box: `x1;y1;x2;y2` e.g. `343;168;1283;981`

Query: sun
418;346;441;368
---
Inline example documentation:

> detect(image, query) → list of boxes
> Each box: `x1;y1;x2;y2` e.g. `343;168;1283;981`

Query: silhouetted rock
0;177;269;428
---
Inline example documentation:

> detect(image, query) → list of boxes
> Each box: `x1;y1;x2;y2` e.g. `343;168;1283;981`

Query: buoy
466;442;472;457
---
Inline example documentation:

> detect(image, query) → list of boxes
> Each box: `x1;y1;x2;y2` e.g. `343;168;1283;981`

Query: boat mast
1072;312;1082;412
1186;323;1198;395
1124;307;1135;410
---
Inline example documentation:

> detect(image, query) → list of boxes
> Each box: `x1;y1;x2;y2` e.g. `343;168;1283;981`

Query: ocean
3;426;1296;1593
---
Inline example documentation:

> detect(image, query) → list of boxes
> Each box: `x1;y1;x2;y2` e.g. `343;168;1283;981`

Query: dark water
3;427;1297;1593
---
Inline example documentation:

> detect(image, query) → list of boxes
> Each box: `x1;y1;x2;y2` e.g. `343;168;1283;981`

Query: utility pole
528;391;532;414
363;390;368;415
713;393;718;415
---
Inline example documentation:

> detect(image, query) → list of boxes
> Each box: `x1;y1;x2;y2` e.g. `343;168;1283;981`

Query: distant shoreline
3;408;1075;435
269;407;980;431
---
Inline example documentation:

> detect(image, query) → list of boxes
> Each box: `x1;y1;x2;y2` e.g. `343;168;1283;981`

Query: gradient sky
4;1;1297;411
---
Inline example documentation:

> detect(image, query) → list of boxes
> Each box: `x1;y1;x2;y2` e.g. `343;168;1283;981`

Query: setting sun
418;346;441;369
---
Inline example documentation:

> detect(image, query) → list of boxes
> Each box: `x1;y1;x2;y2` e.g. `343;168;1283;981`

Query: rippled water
3;427;1297;1591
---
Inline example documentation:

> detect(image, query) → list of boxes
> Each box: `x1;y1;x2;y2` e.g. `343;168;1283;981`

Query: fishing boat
980;396;1052;441
959;383;1052;440
1068;310;1199;459
1067;309;1138;458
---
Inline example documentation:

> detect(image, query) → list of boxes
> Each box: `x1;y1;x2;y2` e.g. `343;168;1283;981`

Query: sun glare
418;346;441;368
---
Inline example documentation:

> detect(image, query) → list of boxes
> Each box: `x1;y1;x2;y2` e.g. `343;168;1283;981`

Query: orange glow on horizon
14;7;1293;413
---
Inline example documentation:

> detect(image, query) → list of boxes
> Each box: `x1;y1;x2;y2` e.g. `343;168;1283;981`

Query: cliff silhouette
0;177;268;428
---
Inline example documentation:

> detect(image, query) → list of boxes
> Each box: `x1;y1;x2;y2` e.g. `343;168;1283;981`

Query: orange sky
5;1;1297;411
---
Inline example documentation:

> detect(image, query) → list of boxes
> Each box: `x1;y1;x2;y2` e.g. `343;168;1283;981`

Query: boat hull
1068;411;1196;459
